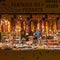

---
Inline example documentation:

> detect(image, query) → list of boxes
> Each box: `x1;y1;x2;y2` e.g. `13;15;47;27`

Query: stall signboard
0;0;60;13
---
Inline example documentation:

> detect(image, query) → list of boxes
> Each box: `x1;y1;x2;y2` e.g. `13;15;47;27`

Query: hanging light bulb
31;21;34;32
46;21;48;35
8;20;11;32
23;21;25;30
53;21;56;33
37;21;40;30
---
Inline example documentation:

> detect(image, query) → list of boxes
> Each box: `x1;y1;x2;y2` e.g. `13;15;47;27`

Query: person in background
21;30;26;41
25;31;29;41
33;29;42;44
29;30;33;36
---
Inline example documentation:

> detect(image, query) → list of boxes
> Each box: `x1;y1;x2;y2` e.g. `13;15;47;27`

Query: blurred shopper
33;29;42;44
21;30;26;41
25;32;29;41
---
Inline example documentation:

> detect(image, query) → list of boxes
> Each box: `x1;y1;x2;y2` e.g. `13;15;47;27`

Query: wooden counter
0;50;60;60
